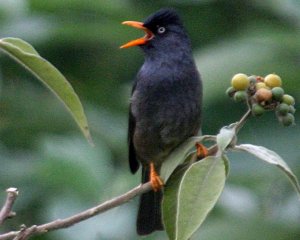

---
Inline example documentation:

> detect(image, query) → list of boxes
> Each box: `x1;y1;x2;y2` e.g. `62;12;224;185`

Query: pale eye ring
157;26;166;34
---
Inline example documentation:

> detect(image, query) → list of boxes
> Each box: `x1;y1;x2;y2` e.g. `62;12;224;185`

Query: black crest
143;8;183;29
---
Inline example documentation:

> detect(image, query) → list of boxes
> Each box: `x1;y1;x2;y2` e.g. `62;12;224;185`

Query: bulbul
121;8;202;235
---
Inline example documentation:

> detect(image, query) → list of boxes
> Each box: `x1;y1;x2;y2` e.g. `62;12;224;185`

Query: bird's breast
131;69;201;163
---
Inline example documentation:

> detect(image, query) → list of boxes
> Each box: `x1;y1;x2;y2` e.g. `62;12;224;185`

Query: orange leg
149;162;164;192
195;143;208;159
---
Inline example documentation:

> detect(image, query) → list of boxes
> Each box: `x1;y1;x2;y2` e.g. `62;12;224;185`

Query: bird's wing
128;81;140;174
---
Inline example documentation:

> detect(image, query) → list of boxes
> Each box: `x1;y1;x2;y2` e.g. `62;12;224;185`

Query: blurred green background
0;0;299;239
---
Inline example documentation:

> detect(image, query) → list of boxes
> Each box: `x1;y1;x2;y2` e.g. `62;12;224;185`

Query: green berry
226;87;236;97
252;104;265;116
248;75;257;85
231;73;250;90
281;113;295;126
276;103;290;116
289;105;296;114
282;94;295;105
264;74;282;88
233;90;247;102
271;87;284;101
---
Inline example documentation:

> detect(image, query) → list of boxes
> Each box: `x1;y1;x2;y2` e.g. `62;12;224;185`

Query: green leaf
163;155;226;240
234;144;300;198
0;37;92;144
223;154;230;177
0;38;40;55
160;136;204;182
216;123;237;152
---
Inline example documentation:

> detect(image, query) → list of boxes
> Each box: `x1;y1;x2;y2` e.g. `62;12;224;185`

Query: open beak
120;21;154;48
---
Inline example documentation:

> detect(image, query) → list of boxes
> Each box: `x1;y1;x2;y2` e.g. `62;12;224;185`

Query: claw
150;162;164;191
196;143;208;159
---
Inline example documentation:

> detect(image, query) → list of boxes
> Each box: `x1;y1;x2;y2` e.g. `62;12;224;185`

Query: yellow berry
231;73;250;90
255;88;272;102
282;94;295;105
256;82;269;90
264;74;282;88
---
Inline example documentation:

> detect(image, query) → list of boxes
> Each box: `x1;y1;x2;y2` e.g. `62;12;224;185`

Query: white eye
157;26;166;34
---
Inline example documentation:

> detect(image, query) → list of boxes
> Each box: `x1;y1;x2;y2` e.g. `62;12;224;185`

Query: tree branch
0;109;253;240
0;188;18;226
0;183;152;240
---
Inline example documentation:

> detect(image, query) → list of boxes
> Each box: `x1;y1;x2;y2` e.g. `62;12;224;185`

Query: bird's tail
137;166;164;235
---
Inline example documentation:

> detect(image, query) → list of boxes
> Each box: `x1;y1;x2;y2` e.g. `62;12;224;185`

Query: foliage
161;119;299;239
0;1;300;240
0;38;92;143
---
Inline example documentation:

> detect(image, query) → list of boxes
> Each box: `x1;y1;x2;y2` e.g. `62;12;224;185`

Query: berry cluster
227;73;296;126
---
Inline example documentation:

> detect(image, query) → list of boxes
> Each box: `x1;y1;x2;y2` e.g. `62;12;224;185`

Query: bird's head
120;8;190;55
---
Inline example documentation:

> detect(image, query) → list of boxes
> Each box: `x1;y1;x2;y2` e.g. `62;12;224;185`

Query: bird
121;8;203;235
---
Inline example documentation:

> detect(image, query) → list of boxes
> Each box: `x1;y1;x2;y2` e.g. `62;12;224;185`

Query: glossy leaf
234;144;300;198
0;37;92;144
163;155;226;240
160;136;205;182
216;123;237;152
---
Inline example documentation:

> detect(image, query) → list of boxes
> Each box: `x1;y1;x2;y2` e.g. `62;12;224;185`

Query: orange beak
120;21;154;48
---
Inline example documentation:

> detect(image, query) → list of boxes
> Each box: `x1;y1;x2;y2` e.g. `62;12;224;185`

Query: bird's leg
150;162;164;192
195;143;208;159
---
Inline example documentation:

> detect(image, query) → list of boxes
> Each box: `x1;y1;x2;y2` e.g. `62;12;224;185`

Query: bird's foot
196;143;208;159
150;162;164;192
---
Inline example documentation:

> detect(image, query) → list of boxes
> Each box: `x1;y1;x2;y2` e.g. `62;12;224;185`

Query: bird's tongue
120;21;154;48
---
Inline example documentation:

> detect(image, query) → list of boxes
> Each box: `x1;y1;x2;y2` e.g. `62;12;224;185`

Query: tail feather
137;167;164;235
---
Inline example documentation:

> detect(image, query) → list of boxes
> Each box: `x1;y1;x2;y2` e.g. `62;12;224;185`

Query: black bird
121;8;202;235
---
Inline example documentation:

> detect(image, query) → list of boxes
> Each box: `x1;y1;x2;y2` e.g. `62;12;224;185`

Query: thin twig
0;182;152;240
0;188;18;225
235;108;252;133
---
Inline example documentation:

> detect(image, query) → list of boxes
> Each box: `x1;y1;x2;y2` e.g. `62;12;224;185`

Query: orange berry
255;88;272;102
